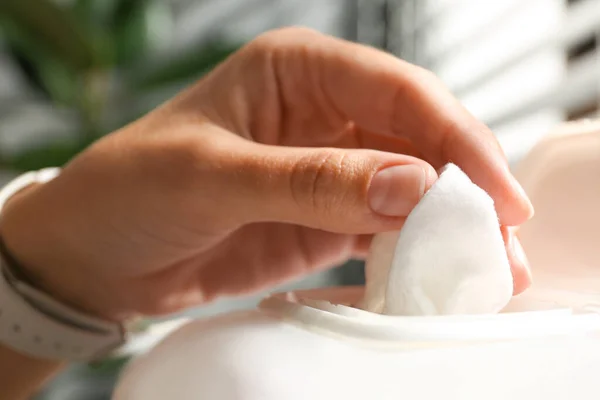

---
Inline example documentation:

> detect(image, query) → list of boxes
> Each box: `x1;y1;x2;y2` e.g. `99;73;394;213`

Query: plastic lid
259;289;600;347
512;119;600;311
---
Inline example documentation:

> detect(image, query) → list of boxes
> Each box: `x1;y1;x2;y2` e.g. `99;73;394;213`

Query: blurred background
0;0;598;398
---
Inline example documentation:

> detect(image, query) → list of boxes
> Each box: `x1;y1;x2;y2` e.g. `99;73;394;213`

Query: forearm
0;186;63;398
0;343;64;400
0;184;89;399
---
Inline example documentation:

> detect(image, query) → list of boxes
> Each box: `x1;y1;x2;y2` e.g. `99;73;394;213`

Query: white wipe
359;164;513;316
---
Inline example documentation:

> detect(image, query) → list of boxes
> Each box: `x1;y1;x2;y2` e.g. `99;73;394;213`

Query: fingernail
368;165;426;217
511;176;535;220
513;236;533;286
512;236;530;270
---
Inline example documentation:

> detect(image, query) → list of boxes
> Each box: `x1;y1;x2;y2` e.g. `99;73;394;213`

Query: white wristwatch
0;168;126;361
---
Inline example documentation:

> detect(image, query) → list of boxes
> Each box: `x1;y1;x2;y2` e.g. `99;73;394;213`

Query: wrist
0;179;130;323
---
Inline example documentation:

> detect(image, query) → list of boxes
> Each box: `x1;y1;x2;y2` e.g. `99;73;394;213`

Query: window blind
360;0;600;165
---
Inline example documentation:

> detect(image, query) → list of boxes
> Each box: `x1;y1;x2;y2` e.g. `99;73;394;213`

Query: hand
0;28;533;321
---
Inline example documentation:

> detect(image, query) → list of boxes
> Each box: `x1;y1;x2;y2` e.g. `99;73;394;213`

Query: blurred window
359;0;600;165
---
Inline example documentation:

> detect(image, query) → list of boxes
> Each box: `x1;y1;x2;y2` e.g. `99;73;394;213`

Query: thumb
223;142;438;233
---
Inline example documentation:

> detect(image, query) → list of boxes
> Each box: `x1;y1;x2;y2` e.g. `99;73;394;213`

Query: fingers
218;139;438;233
352;234;374;259
393;74;535;227
258;28;533;226
501;226;532;295
334;123;424;159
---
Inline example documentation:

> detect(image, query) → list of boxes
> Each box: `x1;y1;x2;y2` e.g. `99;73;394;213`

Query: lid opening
259;288;600;347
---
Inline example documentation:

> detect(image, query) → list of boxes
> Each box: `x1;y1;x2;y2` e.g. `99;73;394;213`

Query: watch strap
0;263;124;361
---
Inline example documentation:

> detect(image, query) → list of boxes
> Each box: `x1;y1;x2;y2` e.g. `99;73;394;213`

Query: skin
0;28;532;399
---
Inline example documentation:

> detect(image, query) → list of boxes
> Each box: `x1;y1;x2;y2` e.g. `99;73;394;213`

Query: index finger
281;29;534;225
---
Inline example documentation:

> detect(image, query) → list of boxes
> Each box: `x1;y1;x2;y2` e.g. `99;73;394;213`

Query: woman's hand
0;28;533;321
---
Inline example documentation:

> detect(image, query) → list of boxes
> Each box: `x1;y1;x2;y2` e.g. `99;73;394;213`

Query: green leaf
72;0;121;26
68;0;118;68
31;53;81;106
2;35;81;106
87;356;131;375
0;0;96;71
72;0;154;68
129;40;243;90
6;138;96;172
112;0;153;66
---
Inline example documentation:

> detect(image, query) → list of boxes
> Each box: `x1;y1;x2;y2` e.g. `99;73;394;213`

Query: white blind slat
402;0;600;163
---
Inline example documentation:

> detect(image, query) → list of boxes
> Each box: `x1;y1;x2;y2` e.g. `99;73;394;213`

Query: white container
113;121;600;400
